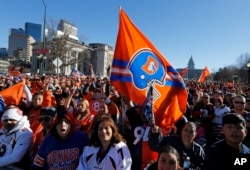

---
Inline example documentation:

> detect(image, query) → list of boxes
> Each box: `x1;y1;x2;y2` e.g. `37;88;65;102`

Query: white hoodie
0;116;33;168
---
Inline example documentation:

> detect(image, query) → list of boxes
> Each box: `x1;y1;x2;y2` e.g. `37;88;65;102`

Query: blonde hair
78;98;89;108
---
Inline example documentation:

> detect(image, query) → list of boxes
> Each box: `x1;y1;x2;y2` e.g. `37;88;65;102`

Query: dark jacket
204;139;250;170
148;132;205;169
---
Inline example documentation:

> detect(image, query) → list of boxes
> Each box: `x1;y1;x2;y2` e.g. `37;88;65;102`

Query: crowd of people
0;72;249;170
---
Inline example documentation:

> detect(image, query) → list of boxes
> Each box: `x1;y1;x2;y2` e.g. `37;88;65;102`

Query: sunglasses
234;101;245;105
39;117;51;122
3;119;17;122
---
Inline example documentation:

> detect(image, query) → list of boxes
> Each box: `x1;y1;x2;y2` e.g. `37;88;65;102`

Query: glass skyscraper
25;22;42;42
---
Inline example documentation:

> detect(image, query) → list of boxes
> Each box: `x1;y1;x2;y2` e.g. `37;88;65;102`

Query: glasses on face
39;117;51;123
234;101;245;105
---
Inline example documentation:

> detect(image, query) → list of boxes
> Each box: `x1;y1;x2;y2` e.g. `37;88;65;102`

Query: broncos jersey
125;106;158;170
77;141;132;170
33;130;89;170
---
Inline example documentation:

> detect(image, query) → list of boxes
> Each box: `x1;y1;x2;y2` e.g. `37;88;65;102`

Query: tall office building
57;19;78;41
25;22;42;42
8;28;25;58
8;28;35;62
0;48;8;59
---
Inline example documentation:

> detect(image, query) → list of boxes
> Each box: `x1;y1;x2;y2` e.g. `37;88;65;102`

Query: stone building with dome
176;56;203;81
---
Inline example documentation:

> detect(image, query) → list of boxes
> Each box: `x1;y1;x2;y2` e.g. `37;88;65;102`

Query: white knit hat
1;108;23;122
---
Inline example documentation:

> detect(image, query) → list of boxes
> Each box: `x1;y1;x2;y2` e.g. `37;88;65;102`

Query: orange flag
8;66;23;77
30;80;44;94
110;8;188;130
180;67;188;78
198;66;211;83
0;82;24;105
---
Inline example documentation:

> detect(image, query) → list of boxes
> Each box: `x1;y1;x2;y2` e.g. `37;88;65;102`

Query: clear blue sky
1;0;250;72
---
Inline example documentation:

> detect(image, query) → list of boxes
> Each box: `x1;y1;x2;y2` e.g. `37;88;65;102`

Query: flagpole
142;83;155;127
149;85;155;126
57;57;59;78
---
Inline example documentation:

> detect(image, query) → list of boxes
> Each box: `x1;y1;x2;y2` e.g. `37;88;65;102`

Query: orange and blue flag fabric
0;81;24;105
198;66;211;83
110;8;188;130
180;67;188;78
7;66;23;78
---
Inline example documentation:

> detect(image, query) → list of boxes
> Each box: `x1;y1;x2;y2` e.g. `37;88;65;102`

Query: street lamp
41;0;46;75
247;62;250;85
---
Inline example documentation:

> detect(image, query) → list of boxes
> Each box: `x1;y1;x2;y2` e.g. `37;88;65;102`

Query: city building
8;22;41;64
0;60;10;75
8;28;25;59
31;19;114;77
57;19;78;41
25;22;42;42
8;28;35;62
176;56;203;80
89;43;113;78
0;48;8;59
6;20;114;76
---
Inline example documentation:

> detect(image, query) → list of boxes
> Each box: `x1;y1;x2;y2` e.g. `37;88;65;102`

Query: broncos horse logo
128;49;165;89
142;56;158;75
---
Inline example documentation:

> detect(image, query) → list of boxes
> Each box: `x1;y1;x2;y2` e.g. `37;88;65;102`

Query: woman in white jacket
0;107;33;169
211;96;230;143
77;113;132;170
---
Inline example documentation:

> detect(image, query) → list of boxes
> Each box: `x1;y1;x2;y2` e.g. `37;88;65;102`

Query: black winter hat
40;107;57;117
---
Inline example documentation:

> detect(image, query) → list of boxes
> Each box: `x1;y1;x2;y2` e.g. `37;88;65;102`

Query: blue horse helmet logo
128;50;165;89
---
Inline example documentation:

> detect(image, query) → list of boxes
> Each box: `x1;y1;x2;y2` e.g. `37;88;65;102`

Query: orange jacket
107;100;120;116
28;90;51;142
75;113;94;133
33;128;46;158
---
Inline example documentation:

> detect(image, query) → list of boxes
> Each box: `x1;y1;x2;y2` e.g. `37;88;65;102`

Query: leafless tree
43;18;90;75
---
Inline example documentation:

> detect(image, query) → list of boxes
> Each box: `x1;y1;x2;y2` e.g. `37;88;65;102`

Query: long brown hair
89;113;125;146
